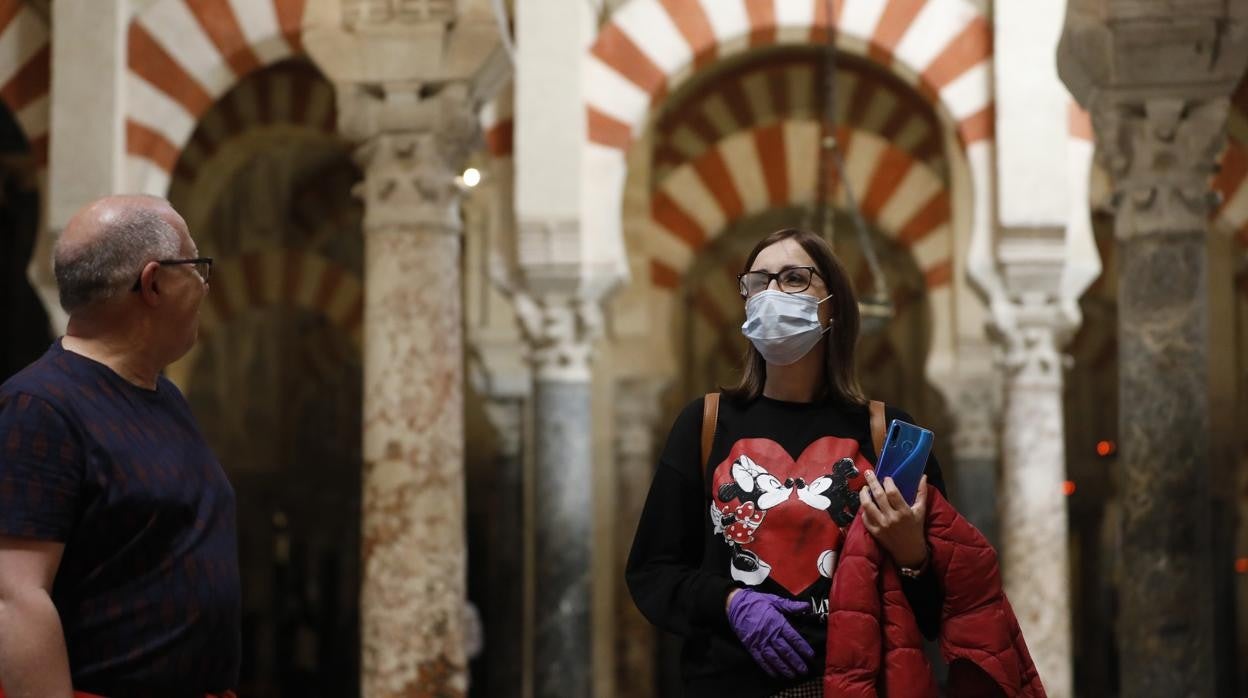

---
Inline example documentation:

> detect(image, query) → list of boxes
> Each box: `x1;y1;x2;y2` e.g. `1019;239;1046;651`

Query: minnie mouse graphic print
626;394;946;698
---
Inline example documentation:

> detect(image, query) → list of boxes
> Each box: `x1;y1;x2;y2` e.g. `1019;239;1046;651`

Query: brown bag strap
869;399;886;461
700;392;720;488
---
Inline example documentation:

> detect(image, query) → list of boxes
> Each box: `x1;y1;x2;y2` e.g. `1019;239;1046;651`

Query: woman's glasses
737;266;822;298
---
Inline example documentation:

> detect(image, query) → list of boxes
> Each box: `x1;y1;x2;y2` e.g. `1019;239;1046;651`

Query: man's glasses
131;257;213;291
737;266;822;298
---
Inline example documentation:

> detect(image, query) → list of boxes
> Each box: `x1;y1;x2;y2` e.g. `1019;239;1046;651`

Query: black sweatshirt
626;395;947;697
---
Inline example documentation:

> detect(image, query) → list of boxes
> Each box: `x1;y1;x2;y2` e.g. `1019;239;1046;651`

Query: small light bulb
462;168;481;187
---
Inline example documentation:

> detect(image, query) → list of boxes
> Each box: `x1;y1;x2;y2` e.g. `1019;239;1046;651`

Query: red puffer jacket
824;486;1046;697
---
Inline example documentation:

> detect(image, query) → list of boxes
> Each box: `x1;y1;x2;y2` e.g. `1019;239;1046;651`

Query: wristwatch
898;546;931;579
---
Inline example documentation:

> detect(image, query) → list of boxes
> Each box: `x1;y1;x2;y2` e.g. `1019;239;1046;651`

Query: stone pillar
514;291;601;697
1099;98;1226;697
612;378;666;696
992;308;1075;696
1059;4;1248;693
38;0;129;331
343;83;480;697
946;367;1001;547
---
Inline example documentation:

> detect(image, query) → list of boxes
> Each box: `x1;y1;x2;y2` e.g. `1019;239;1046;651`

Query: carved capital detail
1093;97;1230;238
988;295;1078;390
343;0;455;29
512;292;603;382
339;82;480;232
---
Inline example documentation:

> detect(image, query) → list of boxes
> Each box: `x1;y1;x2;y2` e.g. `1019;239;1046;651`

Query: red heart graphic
711;436;872;595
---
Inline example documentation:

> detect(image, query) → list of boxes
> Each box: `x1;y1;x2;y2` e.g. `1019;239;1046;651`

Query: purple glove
726;589;815;679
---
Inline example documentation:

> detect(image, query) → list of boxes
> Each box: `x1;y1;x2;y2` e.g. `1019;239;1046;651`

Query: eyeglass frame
736;265;825;298
130;257;214;292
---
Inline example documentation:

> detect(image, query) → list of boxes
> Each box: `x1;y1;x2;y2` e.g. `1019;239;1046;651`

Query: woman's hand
859;470;929;568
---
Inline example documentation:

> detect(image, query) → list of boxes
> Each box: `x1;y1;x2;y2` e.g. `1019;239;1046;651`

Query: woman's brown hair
723;228;866;405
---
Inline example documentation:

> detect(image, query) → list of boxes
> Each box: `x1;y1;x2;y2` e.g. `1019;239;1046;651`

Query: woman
625;228;946;697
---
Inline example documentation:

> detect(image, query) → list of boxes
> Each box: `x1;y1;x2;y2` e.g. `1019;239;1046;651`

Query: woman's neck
761;340;827;403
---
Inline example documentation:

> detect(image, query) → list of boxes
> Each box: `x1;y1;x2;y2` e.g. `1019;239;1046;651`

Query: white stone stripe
938;60;991;121
137;2;235;98
863;89;898;132
835;71;859;125
0;9;46;90
584;55;651;133
14;94;48;140
894;0;982;76
648;217;696;269
270;71;293;123
741;71;773;123
839;0;888;45
662;165;726;237
703;94;738;135
670;125;705;160
775;0;816;44
306;83;334;131
614;0;692;81
783;120;820;204
912;224;951;268
128;73;197;151
840;130;885;208
719;131;769;215
698;0;749;58
877;164;943;234
228;0;292;66
927;286;954;366
126;154;173;196
786;65;815;118
893;114;929;153
234;78;262;126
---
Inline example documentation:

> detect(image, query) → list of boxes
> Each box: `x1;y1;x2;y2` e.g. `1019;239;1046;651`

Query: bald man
0;195;238;698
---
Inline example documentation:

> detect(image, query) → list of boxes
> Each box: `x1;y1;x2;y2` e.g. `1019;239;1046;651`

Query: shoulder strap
700;392;720;487
869;400;886;461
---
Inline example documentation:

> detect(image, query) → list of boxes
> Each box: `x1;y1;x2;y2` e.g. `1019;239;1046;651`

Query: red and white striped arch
0;1;49;166
584;0;992;296
126;0;306;195
199;249;363;347
649;120;956;363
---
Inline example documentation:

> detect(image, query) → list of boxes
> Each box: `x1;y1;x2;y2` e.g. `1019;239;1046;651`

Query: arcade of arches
0;1;1246;697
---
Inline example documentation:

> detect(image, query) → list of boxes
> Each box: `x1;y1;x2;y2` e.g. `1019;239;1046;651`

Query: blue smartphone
874;419;933;505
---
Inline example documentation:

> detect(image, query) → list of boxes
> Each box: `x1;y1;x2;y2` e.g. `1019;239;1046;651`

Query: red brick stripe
591;23;668;98
869;0;927;65
187;0;262;78
650;258;682;290
923;259;952;288
0;0;23;35
274;0;306;53
128;22;213;117
125;119;181;172
754;122;788;207
744;0;776;47
659;0;717;70
693;149;745;219
957;103;994;144
860;146;914;219
588;106;633;149
921;15;990;91
0;43;48;113
896;190;950;246
652;190;708;250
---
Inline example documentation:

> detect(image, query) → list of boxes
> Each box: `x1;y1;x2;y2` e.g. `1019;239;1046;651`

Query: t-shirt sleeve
625;396;736;637
0;392;84;541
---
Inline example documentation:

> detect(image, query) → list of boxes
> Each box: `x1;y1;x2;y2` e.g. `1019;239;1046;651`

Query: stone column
514;291;601;697
1098;98;1226;697
38;0;129;331
1059;4;1248;693
946;367;1001;547
612;378;666;696
343;83;480;697
992;307;1075;696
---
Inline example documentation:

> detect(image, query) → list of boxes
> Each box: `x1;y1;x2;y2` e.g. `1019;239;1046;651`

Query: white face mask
740;290;833;365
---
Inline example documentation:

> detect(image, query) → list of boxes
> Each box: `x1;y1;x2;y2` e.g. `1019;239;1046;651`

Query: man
0;195;239;697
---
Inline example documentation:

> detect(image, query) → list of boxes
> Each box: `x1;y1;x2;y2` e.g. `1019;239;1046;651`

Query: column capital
512;290;603;383
989;295;1078;389
339;83;480;232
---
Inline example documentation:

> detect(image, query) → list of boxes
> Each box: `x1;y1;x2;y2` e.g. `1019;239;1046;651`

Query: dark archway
0;103;50;382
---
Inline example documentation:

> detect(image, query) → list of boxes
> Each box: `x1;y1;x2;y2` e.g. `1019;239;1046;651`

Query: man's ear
136;262;161;306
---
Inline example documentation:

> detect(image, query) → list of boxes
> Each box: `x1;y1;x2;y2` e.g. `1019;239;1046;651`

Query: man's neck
61;332;162;390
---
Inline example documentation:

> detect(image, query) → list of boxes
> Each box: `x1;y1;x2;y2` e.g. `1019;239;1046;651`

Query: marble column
1098;99;1227;697
344;83;480;697
947;369;1001;548
994;314;1074;696
612;378;666;696
1059;3;1248;690
514;292;601;697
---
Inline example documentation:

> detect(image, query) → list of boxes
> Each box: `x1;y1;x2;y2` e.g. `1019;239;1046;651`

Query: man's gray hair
54;205;181;313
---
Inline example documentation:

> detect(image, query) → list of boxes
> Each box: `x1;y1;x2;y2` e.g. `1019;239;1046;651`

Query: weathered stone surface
532;379;593;698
